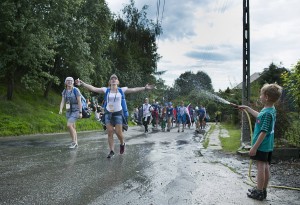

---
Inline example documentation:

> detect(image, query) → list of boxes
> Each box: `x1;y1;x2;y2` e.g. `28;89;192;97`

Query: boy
239;83;282;201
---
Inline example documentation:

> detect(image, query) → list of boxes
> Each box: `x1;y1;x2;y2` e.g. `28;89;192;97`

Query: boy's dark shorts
250;150;272;164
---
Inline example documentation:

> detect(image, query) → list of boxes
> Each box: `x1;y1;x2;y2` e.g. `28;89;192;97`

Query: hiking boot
107;150;115;158
247;189;264;201
248;188;267;199
120;143;125;154
69;142;78;149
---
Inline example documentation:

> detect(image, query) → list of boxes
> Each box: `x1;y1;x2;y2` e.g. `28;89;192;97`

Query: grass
0;86;103;137
202;124;215;149
219;123;241;153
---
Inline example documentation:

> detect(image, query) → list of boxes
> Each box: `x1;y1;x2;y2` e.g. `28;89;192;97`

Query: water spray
229;103;239;109
199;90;231;105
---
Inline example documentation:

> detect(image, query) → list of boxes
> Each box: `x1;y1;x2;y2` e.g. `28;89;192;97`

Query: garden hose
241;107;300;191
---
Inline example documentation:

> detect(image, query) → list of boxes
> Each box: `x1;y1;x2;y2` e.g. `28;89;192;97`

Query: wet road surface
0;125;299;205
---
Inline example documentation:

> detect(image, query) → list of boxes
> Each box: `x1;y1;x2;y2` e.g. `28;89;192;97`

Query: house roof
234;72;261;89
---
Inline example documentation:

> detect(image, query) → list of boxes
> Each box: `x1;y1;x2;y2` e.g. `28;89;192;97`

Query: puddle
160;141;171;145
193;150;203;157
176;140;188;146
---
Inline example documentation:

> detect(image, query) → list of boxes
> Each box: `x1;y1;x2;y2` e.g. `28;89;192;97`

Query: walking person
193;106;199;129
166;102;174;132
160;103;167;131
177;101;189;132
238;83;282;201
142;98;153;133
76;74;154;158
151;99;160;129
59;77;82;149
215;110;222;125
197;105;206;130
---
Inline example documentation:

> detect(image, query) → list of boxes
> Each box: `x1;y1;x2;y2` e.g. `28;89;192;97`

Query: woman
59;77;82;148
76;74;154;158
142;98;153;133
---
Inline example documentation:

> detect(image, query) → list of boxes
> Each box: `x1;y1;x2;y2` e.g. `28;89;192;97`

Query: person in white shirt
176;101;190;132
142;98;153;133
76;74;154;158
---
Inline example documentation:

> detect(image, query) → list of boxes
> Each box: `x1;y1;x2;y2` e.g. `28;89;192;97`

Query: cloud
185;44;241;62
107;0;300;91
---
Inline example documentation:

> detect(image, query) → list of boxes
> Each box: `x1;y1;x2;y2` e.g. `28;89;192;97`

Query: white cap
65;77;74;84
110;74;118;79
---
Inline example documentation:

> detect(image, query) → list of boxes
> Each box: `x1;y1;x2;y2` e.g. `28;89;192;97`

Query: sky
106;0;300;91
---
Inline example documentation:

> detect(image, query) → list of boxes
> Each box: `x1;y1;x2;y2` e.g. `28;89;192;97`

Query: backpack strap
103;88;110;109
73;87;79;98
63;89;66;98
118;88;128;117
72;87;82;105
118;88;125;100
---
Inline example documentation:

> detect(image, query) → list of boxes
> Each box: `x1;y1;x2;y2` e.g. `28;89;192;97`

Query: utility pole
242;0;251;146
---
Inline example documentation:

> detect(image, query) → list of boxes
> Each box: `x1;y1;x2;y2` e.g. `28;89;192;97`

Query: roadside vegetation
0;86;103;136
203;124;214;149
219;123;241;153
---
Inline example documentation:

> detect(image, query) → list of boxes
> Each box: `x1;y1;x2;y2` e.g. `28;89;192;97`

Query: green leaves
281;60;300;111
0;0;161;103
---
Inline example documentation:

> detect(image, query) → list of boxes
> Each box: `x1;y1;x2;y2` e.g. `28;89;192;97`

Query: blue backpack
73;88;91;118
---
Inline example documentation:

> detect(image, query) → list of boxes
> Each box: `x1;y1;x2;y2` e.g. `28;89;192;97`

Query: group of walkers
133;99;210;133
59;74;212;154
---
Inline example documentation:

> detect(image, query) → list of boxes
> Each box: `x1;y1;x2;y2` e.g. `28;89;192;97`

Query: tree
109;0;161;88
80;0;113;87
259;62;288;86
174;70;213;96
42;0;96;98
281;60;300;114
0;0;55;100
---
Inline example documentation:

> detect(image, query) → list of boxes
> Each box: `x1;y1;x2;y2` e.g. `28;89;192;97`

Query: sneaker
247;189;264;201
248;188;267;199
263;189;267;199
120;143;125;154
182;129;184;132
69;142;78;149
107;150;115;158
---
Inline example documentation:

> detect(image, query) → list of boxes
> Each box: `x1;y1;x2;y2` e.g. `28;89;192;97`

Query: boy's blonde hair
261;83;282;103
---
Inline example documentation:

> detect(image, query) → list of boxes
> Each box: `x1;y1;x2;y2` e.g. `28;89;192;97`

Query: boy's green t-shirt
252;107;276;152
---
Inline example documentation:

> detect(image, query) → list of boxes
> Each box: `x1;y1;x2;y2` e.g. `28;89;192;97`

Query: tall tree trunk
43;56;61;98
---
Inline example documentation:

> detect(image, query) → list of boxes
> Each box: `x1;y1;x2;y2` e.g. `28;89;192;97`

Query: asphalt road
0;124;299;205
